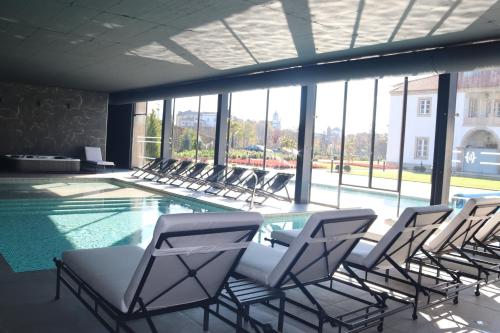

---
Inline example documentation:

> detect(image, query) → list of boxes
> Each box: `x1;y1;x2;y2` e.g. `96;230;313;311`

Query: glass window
172;96;200;161
131;100;163;167
495;100;500;117
266;86;301;199
449;69;500;209
197;95;218;164
342;79;375;187
227;90;268;169
467;97;478;118
414;137;429;159
417;97;431;116
371;76;406;192
311;82;345;206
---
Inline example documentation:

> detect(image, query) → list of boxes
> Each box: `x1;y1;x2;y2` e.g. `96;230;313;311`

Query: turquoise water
0;180;228;272
0;178;431;272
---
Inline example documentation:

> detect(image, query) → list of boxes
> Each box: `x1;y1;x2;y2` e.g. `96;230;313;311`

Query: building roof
391;69;500;94
390;75;438;94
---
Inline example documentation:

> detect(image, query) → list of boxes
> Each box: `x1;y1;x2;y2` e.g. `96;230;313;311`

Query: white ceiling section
0;0;499;92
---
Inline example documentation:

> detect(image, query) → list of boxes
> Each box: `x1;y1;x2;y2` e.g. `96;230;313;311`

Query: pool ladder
248;173;258;210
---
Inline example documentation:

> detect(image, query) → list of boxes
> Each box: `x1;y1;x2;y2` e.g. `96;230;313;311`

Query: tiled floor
1;263;499;333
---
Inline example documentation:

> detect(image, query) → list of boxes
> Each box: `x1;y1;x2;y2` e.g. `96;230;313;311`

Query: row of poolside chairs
54;197;500;333
131;158;294;204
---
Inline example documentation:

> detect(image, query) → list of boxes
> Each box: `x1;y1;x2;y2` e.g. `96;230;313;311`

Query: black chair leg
203;304;210;331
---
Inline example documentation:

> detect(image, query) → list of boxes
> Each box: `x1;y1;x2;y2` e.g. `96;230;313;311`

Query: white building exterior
387;73;500;175
175;111;217;128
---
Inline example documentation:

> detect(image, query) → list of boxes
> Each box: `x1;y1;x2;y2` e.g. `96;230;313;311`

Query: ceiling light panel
171;20;256;70
224;1;297;63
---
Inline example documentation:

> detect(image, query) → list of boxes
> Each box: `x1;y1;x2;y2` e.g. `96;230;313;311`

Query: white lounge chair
235;209;385;332
421;197;500;295
84;146;115;171
54;212;263;333
344;205;453;320
270;205;454;321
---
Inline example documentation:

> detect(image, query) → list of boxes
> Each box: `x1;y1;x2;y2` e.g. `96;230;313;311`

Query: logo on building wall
464;151;477;164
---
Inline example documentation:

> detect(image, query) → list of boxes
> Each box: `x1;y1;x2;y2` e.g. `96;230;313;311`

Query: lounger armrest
363;232;383;242
307;232;369;244
152;242;251;256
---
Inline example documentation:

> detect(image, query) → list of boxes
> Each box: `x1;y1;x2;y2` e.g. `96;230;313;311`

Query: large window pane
398;75;436;212
172;96;200;161
311;82;345;206
449;69;500;208
371;77;405;191
266;86;301;199
131;101;163;168
342;79;375;187
227;90;268;168
197;95;218;164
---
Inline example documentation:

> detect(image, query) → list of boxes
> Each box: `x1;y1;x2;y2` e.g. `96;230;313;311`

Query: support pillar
295;85;317;204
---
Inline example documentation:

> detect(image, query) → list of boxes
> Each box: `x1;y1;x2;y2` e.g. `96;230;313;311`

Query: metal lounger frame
169;163;209;186
156;160;192;183
413;203;500;296
251;214;392;333
205;167;248;195
248;173;293;204
187;165;227;191
131;158;162;177
54;224;259;333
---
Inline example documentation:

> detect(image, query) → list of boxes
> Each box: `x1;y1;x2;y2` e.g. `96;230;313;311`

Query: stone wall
0;81;108;159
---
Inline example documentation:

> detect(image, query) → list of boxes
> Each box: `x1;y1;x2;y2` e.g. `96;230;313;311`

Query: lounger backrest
245;170;268;189
84;146;102;162
268;173;293;193
172;160;192;175
474;213;500;243
159;159;177;172
188;163;208;177
425;198;500;253
269;209;376;288
124;212;263;313
206;165;226;182
147;158;162;169
225;167;246;184
363;205;451;269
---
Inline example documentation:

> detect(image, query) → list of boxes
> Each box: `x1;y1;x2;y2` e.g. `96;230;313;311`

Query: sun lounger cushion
237;209;376;288
424;198;500;252
348;205;451;269
474;213;500;243
85;146;115;166
63;212;263;313
234;243;286;286
62;245;144;312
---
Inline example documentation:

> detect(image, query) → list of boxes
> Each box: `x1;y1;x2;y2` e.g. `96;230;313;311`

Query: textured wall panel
0;81;108;159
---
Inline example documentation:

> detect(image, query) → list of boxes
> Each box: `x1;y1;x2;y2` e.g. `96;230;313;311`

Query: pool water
0;180;229;272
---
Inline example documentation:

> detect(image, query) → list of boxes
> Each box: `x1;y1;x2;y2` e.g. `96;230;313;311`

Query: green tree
145;111;162;158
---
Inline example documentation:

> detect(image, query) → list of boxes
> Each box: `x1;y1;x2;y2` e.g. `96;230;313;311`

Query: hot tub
4;155;80;172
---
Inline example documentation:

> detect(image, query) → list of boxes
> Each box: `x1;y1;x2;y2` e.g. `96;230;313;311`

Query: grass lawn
348;167;500;191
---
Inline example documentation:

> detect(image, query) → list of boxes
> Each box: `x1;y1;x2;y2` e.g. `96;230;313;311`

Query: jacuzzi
4;155;80;172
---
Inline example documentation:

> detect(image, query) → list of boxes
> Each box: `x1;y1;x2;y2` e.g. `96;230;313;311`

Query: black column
214;93;230;165
106;103;134;168
161;99;173;159
295;85;317;204
430;73;457;205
